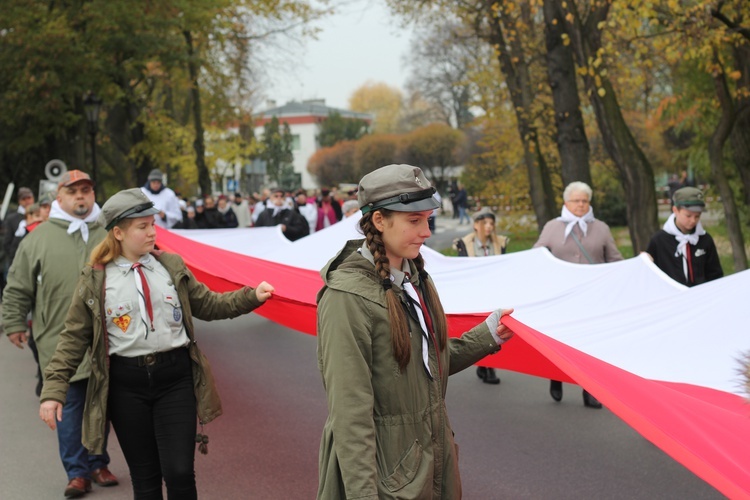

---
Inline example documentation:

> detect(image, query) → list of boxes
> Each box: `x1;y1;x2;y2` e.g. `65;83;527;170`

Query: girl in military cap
316;164;515;499
40;188;274;499
454;207;509;385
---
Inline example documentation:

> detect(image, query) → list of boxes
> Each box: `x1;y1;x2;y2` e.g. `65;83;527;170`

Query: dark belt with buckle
111;348;188;367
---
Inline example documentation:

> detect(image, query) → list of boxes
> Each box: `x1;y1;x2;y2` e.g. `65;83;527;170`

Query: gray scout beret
672;187;705;213
358;164;439;215
99;188;160;230
472;208;496;222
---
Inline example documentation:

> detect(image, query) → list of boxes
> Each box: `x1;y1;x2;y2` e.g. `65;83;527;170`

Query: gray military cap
99;188;160;230
472;207;496;222
358;164;439;215
672;187;705;212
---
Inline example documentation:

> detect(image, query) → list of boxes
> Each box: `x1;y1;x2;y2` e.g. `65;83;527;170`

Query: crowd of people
138;169;355;241
0;164;724;499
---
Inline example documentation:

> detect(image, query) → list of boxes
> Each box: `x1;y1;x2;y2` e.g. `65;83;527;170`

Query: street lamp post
83;92;102;199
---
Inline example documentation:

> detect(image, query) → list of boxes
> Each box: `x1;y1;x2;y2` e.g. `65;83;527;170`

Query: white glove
485;308;515;345
485;309;506;345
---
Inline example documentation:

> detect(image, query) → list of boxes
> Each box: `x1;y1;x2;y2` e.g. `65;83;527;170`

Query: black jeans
109;348;197;500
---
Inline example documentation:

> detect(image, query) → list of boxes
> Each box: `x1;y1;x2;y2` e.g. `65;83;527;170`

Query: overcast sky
263;0;412;111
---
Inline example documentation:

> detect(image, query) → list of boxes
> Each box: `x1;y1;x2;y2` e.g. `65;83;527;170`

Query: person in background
4;186;35;273
3;170;119;498
646;186;723;287
251;188;271;225
667;173;682;200
200;195;225;229
428;190;442;233
174;201;199;230
141;169;183;229
233;192;252;228
315;188;342;231
192;199;207;229
173;199;189;229
454;182;470;225
330;186;342;205
25;204;45;231
216;195;239;228
678;169;695;188
533;181;622;409
8;202;47;396
181;206;199;229
255;188;310;241
38;192;53;221
316;164;515;499
448;181;459;219
295;189;318;234
341;199;359;218
39;188;274;500
453;208;509;385
9;203;45;259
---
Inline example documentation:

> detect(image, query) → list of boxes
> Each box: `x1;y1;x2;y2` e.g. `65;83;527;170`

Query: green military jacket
3;218;107;383
316;240;501;499
41;251;263;455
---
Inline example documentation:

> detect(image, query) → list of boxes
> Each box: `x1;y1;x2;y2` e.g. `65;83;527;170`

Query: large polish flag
155;216;750;498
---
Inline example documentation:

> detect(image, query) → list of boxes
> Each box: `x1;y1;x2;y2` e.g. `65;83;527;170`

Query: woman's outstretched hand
254;281;275;303
485;308;515;345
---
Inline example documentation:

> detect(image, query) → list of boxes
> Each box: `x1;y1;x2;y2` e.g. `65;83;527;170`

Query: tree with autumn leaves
385;0;748;269
634;0;750;270
0;0;325;197
308;123;466;193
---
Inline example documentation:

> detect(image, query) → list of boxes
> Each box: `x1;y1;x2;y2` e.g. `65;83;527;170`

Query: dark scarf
143;182;165;195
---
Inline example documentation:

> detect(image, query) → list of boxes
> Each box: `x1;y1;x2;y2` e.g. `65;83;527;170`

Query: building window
291;134;301;151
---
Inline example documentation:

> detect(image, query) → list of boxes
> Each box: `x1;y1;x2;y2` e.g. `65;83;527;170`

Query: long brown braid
360;211;412;370
413;253;448;351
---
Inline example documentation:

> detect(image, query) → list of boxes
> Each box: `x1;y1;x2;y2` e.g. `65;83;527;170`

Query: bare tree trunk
105;95;151;187
730;106;750;206
184;30;211;195
729;44;750;206
542;0;592;189
710;66;747;271
484;1;556;231
559;0;658;251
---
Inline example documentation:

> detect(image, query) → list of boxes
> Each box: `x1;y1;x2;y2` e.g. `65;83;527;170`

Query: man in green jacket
2;170;118;498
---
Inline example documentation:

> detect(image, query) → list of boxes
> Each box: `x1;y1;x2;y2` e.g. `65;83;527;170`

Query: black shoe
550;380;563;402
476;367;487;380
582;390;602;409
483;368;500;385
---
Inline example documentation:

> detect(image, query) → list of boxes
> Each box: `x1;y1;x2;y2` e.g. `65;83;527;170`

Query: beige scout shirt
105;254;190;356
473;236;497;256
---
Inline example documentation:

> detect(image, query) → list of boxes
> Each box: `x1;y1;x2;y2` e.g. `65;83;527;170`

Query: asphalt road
0;313;723;499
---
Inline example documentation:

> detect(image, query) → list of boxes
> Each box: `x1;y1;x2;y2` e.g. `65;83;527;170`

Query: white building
253;99;373;190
